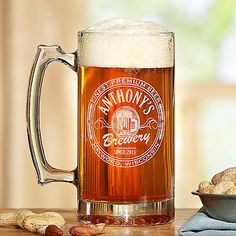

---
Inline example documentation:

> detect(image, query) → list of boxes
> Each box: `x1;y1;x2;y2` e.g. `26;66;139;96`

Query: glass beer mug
26;19;175;225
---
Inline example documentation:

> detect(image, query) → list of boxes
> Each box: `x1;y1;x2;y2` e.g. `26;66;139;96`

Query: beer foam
78;18;174;68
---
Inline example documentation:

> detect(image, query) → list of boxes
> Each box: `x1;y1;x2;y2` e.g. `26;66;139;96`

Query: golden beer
79;66;174;202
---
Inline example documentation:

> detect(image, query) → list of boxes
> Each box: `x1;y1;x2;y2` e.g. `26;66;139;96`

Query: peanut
209;181;235;194
212;172;224;185
212;167;236;185
199;185;214;194
225;186;236;195
45;225;63;236
198;181;212;192
0;210;65;235
69;225;97;236
69;224;105;236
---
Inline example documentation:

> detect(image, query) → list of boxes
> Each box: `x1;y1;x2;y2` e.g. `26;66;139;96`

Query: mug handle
26;45;77;185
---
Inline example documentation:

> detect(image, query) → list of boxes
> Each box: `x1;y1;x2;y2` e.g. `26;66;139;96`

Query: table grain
0;208;196;236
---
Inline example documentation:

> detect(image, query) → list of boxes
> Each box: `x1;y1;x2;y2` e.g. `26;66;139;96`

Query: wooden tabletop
0;208;196;235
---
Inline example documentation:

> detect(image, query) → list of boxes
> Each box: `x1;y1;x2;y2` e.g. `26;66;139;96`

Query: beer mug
26;19;175;225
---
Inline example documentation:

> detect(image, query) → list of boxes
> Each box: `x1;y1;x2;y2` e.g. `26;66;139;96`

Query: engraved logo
111;106;140;137
87;77;165;168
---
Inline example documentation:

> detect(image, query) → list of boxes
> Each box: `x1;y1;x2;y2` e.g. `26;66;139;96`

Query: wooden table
0;208;196;235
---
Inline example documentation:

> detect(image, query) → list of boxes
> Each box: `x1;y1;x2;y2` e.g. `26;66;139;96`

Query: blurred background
0;0;236;209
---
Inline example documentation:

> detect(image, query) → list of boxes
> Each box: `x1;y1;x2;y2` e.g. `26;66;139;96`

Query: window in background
87;0;236;207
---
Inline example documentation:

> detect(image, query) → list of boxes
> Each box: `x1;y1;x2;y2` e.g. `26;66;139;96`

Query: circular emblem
87;77;165;168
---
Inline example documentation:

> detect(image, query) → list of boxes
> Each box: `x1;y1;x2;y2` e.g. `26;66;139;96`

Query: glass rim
78;30;174;37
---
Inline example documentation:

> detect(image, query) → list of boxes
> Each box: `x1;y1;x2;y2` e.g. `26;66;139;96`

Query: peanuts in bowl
192;167;236;222
198;167;236;194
